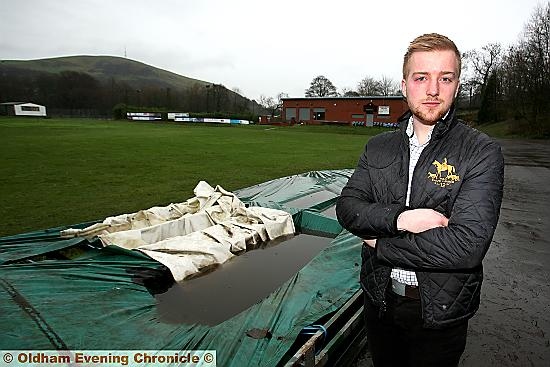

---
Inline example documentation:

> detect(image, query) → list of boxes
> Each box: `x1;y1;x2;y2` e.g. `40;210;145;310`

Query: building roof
282;96;404;101
0;102;44;107
0;102;26;106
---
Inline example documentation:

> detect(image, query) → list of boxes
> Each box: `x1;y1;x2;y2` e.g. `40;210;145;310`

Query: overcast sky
1;0;545;101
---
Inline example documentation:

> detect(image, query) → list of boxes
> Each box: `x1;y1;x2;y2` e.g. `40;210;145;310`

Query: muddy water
155;234;334;326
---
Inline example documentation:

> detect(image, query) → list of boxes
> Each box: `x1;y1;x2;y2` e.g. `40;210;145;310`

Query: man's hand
397;209;449;233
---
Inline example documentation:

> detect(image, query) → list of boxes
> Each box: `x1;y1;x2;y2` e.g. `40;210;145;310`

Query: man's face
401;50;460;125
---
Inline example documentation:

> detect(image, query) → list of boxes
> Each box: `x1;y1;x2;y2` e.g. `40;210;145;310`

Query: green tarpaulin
0;170;362;366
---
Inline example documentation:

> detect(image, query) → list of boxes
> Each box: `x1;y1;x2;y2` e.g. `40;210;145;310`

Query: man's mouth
423;100;441;107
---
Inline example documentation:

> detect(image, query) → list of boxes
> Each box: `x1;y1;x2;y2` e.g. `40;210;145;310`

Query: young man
336;33;504;366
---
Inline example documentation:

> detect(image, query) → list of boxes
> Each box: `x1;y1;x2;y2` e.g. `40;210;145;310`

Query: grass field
0;117;388;237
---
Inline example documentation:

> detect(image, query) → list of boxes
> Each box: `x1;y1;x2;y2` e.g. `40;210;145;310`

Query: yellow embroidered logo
428;158;460;187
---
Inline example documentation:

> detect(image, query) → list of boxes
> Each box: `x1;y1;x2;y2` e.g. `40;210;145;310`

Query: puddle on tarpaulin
284;191;337;209
154;233;334;326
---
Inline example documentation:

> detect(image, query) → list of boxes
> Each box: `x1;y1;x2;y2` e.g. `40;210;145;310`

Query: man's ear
454;82;460;98
401;79;407;98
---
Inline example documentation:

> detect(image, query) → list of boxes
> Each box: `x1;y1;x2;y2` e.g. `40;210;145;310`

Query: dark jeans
363;290;468;367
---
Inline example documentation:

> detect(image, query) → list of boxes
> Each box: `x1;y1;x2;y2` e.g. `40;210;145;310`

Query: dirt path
353;139;550;367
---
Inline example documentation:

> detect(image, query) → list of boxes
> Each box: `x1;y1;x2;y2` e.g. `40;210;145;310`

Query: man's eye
441;77;454;83
414;76;426;81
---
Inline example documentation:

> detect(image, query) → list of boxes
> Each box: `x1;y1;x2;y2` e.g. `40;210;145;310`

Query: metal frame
283;290;367;367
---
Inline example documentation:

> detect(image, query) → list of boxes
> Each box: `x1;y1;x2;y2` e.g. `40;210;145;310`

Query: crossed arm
363;209;449;248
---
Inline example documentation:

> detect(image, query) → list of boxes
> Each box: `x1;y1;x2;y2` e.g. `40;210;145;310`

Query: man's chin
413;109;446;125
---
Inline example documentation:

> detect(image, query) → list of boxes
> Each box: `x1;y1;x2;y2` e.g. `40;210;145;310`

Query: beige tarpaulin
61;181;295;281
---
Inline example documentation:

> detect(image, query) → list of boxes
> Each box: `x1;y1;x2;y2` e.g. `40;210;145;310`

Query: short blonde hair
402;33;461;79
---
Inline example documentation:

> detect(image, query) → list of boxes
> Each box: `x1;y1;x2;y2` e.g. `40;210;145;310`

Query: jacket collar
399;104;458;142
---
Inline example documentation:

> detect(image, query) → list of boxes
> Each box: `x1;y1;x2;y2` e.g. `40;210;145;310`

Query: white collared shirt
390;116;435;286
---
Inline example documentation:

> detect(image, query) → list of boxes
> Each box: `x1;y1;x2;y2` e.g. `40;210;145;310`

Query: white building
0;102;47;117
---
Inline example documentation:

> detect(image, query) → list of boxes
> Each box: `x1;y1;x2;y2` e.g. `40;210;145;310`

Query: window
285;108;296;121
378;106;390;115
313;108;325;120
313;112;325;120
299;108;310;121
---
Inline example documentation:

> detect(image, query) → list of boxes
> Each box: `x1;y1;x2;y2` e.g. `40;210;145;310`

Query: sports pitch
0;117;385;237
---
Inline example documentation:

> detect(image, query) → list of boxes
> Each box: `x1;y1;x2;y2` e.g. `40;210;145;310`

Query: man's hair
402;33;461;79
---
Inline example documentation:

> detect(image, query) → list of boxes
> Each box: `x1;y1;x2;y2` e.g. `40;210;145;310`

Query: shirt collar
405;116;415;138
406;110;451;144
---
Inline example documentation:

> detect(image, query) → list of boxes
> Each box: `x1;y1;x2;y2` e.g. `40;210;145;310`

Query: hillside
0;55;210;91
0;55;265;116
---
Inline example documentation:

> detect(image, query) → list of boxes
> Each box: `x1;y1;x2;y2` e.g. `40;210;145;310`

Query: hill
1;55;210;91
0;55;264;116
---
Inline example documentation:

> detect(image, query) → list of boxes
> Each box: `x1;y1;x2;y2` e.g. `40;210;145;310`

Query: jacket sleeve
376;140;504;270
336;142;405;239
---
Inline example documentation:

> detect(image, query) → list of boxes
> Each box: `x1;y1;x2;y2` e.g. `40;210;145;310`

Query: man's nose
427;78;439;96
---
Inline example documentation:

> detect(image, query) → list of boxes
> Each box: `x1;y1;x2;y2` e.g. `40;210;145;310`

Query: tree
357;76;382;96
259;92;288;117
231;87;243;111
503;2;550;133
357;75;399;96
521;2;550;119
478;71;499;123
341;87;360;97
463;43;503;106
305;75;338;97
379;75;400;96
57;71;101;109
259;95;276;116
276;92;289;112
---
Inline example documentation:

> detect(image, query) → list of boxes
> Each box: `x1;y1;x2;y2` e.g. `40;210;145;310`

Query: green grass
476;118;550;139
475;120;521;139
0;117;386;237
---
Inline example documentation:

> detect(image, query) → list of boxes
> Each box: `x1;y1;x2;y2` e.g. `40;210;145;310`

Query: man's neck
412;118;435;145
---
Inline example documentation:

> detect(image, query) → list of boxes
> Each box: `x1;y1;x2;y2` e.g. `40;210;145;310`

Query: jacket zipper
379;278;391;317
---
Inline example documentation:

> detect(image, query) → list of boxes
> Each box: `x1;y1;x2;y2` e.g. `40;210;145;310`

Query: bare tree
259;95;275;112
379;75;400;96
503;2;550;131
357;75;399;96
305;75;338;97
231;86;244;111
341;87;360;97
357;76;381;96
523;2;550;115
463;43;503;98
276;92;289;112
259;93;288;117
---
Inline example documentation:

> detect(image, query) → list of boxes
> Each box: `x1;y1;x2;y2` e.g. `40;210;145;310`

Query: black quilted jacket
336;107;504;328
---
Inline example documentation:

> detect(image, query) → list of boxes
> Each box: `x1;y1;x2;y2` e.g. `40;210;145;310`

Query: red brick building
282;96;409;127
